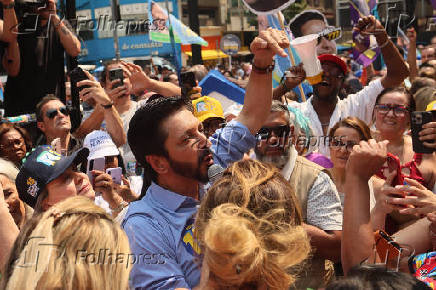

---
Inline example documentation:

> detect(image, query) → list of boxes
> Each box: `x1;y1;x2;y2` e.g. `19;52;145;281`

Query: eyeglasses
317;26;342;45
330;139;358;152
46;106;69;119
374;104;410;117
256;125;291;140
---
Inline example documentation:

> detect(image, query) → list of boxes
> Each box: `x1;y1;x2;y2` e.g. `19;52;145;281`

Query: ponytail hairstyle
2;196;131;290
195;159;310;289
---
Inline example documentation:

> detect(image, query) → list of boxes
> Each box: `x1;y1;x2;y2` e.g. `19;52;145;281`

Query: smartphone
374;230;402;267
106;167;122;185
87;157;105;186
109;68;124;89
180;71;196;97
411;111;434;154
70;67;90;92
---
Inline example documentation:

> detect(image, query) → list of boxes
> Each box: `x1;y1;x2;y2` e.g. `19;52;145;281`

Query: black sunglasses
256;125;291;140
46;106;69;119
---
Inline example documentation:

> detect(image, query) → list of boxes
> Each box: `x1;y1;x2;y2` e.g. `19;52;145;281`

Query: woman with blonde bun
194;159;310;290
1;196;131;290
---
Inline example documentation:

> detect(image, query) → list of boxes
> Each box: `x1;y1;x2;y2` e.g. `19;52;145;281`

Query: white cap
84;130;119;160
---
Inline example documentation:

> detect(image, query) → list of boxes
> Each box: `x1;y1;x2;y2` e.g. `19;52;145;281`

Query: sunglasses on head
46;106;69;119
256;125;291;140
317;26;342;45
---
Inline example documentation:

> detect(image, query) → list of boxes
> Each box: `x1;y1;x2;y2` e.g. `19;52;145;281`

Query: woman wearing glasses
328;117;372;207
371;87;436;232
0;123;32;167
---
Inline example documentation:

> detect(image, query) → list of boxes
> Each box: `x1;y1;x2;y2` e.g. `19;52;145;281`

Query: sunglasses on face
317;26;342;45
256;125;291;140
330;139;358;152
46;106;69;119
374;104;410;117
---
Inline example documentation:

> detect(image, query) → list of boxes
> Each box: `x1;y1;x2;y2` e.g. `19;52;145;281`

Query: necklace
321;122;330;126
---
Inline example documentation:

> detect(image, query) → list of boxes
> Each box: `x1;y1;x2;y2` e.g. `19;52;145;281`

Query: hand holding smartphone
87;157;105;187
411;111;435;154
106;167;122;185
70;67;91;92
109;68;124;89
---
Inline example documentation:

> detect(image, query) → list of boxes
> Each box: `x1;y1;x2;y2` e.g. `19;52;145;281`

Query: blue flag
148;0;208;46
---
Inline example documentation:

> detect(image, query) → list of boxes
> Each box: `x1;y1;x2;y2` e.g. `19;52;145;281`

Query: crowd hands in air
1;5;436;289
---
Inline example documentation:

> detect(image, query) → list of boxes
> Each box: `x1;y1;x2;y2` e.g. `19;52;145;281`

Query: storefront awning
184;50;229;60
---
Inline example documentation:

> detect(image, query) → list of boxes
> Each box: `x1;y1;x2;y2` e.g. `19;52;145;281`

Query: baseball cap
192;96;225;123
84;130;119;160
16;146;89;208
318;54;348;75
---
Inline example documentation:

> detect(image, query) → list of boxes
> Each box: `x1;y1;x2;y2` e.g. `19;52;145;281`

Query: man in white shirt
288;16;409;156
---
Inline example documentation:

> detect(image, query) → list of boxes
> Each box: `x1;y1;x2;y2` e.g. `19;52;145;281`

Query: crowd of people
1;1;436;289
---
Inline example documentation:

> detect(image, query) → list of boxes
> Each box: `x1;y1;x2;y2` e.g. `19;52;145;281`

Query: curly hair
195;159;310;289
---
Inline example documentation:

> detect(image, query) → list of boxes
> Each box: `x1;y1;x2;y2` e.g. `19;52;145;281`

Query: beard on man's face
255;143;291;170
168;147;211;183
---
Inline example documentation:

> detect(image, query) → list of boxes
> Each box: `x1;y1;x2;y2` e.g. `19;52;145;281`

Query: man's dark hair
128;96;193;188
163;72;177;82
289;11;326;38
326;264;430;290
35;94;61;122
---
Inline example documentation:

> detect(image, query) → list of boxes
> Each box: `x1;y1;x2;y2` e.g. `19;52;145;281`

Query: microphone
208;164;224;184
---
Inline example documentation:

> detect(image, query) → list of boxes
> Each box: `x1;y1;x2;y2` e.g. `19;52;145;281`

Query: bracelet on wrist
101;102;114;109
378;37;390;49
3;2;15;9
110;200;128;212
252;60;275;74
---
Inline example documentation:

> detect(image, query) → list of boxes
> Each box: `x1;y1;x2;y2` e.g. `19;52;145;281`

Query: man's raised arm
236;28;289;135
354;16;408;89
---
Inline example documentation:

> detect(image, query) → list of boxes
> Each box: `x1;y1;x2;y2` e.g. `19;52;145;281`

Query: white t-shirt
288;79;384;156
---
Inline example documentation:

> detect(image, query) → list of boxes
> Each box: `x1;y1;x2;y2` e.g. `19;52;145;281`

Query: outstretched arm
354;16;408;89
121;61;182;97
236;28;289;135
45;0;81;57
1;0;20;76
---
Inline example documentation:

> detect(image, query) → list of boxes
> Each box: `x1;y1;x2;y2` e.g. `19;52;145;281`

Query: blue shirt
122;120;256;289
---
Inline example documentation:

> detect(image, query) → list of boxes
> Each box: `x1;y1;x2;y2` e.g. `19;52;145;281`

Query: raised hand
419;121;436;149
284;63;306;89
120;61;150;95
250;28;289;67
346;139;389;181
353;15;385;36
77;70;113;106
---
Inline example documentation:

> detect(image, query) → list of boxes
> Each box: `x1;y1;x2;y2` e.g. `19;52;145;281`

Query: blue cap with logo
16;146;89;208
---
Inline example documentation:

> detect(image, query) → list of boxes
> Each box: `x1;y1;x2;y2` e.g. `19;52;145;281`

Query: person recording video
3;0;80;117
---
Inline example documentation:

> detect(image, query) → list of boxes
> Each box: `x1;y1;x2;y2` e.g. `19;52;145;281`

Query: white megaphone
290;34;323;85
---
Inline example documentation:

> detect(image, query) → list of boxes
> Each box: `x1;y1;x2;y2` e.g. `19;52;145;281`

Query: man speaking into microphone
122;28;289;289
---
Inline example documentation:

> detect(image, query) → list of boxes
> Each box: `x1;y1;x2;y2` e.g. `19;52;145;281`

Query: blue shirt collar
148;182;199;211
